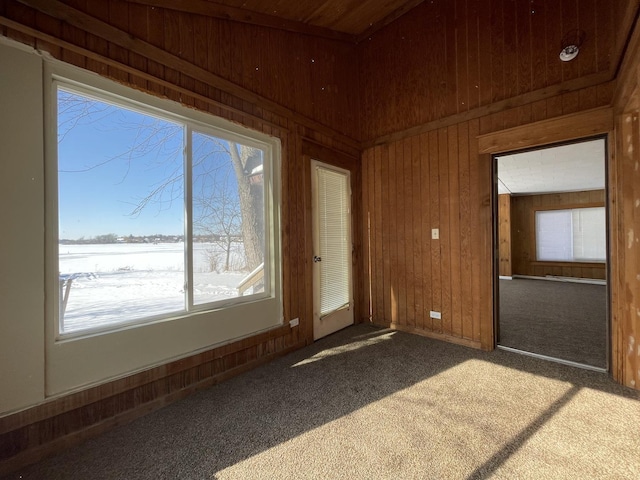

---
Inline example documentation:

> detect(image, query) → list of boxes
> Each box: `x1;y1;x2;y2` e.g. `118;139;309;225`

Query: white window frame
44;60;282;396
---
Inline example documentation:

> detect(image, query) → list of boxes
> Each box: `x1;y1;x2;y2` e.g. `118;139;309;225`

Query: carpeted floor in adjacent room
3;324;638;480
498;278;608;368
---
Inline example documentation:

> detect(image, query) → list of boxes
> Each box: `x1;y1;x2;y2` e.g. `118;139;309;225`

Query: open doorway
494;137;609;371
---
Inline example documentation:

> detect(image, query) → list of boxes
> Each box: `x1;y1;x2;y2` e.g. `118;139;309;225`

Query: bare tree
229;144;264;271
58;91;265;272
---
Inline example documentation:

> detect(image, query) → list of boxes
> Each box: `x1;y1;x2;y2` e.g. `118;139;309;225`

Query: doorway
494;137;609;371
311;160;354;340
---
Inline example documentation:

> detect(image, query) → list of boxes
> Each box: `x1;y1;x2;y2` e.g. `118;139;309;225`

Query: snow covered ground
59;243;249;334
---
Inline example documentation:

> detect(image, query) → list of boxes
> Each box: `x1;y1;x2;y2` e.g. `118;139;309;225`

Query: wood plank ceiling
128;0;427;42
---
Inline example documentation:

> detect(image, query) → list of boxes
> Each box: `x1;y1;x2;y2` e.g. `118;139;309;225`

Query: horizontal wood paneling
359;0;634;141
510;190;607;279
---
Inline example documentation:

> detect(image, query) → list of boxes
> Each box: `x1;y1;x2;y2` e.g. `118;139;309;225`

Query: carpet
499;278;607;368
4;324;638;480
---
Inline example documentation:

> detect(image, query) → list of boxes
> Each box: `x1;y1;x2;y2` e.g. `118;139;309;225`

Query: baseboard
512;274;606;286
380;322;482;349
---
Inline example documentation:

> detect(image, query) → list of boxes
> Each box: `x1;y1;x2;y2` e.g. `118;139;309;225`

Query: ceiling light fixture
559;29;586;62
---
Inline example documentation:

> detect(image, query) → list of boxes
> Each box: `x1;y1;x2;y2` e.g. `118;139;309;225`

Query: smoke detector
559;30;586;62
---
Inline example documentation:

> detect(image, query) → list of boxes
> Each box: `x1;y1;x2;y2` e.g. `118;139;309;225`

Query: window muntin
535;207;606;262
56;83;273;337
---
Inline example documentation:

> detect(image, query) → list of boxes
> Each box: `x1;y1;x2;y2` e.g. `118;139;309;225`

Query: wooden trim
364;74;613;148
356;0;426;43
14;0;360;150
302;138;360;164
383;322;483;350
530;261;606;268
478;107;613;155
531;202;605;212
0;16;285;132
124;0;356;43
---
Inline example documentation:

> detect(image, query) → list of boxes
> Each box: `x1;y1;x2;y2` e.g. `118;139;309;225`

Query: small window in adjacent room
535;207;606;262
55;82;275;337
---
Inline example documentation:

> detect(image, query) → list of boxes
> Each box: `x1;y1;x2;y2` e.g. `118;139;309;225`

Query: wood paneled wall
362;84;614;350
359;0;633;141
498;194;512;277
611;13;640;389
510;190;607;279
1;0;359;141
0;0;363;472
362;119;491;348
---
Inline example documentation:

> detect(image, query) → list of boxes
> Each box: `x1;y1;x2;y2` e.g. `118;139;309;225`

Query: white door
311;161;354;340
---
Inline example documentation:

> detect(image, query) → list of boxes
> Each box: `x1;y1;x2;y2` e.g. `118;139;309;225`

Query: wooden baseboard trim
0;340;305;477
377;322;482;349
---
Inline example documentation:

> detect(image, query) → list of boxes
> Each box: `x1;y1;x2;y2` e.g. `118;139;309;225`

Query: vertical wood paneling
468;118;482;343
362;86;615;348
448;125;462;337
490;0;505;104
374;147;384;323
516;0;532;95
438;128;451;334
419;133;431;331
397;141;408;326
428;130;441;332
510;190;606;279
388;143;398;323
359;0;625;141
458;122;472;339
498;194;512;277
411;135;423;328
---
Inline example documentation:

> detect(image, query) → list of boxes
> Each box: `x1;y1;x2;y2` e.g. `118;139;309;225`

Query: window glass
191;131;266;305
535;207;606;262
57;86;270;335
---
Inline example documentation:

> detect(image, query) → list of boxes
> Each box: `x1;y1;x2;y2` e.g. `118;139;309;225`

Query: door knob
313;256;322;263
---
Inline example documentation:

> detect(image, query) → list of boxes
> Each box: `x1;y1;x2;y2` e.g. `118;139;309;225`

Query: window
55;80;275;337
535;207;606;262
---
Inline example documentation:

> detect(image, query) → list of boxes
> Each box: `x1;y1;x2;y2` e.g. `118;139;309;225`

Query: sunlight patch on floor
290;331;397;367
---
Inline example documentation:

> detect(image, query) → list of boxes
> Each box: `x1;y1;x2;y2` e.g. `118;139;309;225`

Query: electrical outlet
429;310;442;319
289;318;299;327
431;228;439;240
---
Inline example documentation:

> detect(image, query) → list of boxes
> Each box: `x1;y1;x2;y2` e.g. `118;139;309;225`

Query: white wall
0;40;46;413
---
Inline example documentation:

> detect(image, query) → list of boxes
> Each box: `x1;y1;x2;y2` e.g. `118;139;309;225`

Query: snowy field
59;243;250;334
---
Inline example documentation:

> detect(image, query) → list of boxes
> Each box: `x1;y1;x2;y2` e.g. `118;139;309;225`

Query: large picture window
55;82;273;337
535;207;606;262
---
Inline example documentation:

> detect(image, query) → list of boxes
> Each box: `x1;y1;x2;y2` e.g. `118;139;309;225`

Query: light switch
431;228;439;240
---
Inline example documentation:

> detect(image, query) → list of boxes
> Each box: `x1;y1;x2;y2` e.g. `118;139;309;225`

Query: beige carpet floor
4;324;639;480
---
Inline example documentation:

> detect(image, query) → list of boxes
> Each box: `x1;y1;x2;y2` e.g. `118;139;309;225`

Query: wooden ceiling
128;0;426;42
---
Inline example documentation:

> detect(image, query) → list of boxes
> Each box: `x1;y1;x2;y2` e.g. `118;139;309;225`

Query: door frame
310;160;354;340
477;106;614;369
491;135;610;372
301;139;362;344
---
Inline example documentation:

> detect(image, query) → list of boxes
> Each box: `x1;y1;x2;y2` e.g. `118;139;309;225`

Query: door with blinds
311;161;354;340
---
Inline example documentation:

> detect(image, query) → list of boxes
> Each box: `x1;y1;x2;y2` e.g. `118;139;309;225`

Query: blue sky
57;88;238;240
